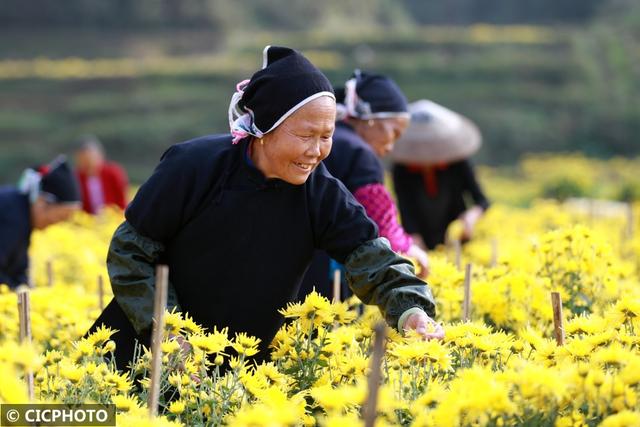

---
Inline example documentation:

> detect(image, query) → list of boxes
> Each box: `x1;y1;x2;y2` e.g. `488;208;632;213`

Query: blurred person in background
0;156;81;289
75;135;129;214
391;100;489;250
298;70;431;302
88;47;442;372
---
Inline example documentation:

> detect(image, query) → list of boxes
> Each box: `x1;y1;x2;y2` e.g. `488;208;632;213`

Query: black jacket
322;121;385;192
0;187;31;288
393;160;490;249
90;135;436;370
298;121;385;300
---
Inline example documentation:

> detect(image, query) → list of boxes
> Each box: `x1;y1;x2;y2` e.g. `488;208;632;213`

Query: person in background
391;100;490;249
298;70;431;302
88;47;443;372
75;135;129;214
0;156;81;289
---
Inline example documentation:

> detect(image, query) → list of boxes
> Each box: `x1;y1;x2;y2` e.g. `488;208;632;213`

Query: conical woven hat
391;99;482;165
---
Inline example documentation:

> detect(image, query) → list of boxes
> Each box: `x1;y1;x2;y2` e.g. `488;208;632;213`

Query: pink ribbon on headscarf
236;79;250;92
228;79;254;144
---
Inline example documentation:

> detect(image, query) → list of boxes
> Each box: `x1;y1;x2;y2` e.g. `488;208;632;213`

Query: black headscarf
19;156;81;203
228;46;335;143
336;69;409;120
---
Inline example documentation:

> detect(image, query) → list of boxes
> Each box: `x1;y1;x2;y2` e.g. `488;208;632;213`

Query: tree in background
0;0;608;30
572;0;640;156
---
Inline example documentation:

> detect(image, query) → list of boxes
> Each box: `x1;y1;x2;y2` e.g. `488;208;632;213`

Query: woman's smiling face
253;96;336;185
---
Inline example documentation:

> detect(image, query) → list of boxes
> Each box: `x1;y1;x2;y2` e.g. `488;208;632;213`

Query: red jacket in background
76;162;129;214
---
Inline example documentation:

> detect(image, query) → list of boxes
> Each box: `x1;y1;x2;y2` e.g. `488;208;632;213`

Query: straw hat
391;99;482;165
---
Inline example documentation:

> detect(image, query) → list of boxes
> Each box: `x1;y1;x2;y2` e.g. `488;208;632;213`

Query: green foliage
571;0;640;159
542;178;587;202
0;0;607;29
617;183;640;202
0;1;638;184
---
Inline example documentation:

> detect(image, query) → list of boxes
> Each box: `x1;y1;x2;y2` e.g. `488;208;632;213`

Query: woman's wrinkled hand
460;205;484;241
402;311;444;340
410;233;427;250
169;334;201;384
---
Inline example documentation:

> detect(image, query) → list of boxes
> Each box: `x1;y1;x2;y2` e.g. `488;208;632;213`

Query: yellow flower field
1;160;640;426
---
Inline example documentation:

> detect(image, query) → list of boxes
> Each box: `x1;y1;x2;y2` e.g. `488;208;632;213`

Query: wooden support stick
148;265;169;417
453;239;462;271
551;291;565;346
17;286;32;347
332;269;341;303
27;259;34;288
17;286;34;400
462;263;472;322
490;238;498;267
46;260;53;287
98;274;105;311
363;321;387;427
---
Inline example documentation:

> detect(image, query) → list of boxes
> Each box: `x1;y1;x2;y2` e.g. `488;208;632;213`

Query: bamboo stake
332;269;341;303
453;239;462;270
490;238;498;267
551;291;565;346
17;286;35;400
17;286;32;347
363;321;387;427
46;259;53;287
98;274;105;311
27;259;34;288
462;263;472;322
148;265;169;417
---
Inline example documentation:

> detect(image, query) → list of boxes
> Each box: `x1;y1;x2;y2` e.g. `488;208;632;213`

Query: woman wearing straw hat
298;70;431;301
391;100;490;250
89;47;443;371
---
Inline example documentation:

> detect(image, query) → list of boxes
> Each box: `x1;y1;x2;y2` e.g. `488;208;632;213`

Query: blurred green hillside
0;0;638;183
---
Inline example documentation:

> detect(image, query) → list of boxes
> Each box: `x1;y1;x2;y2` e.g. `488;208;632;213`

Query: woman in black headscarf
0;157;81;288
89;47;443;371
299;70;431;301
391;100;490;249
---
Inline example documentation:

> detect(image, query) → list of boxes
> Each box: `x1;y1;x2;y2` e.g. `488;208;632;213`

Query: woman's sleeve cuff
397;307;427;333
